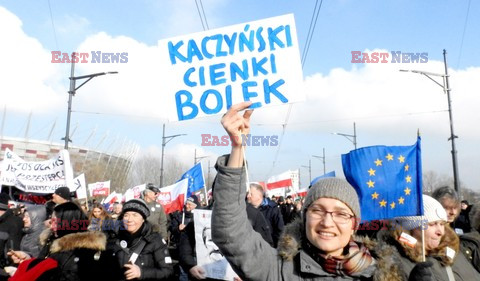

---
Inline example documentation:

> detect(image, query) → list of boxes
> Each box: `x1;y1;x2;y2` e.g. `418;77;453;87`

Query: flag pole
421;224;426;262
182;211;185;225
240;131;250;193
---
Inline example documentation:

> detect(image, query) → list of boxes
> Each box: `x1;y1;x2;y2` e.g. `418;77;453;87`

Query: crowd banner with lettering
0;148;74;194
158;14;304;121
88;180;111;197
74;173;88;200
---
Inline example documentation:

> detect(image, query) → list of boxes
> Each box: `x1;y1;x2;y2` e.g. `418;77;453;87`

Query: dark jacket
460;230;480;273
246;202;274;247
377;226;479;281
211;154;400;281
144;200;169;240
0;209;23;268
178;204;274;277
108;221;174;280
10;230;123;281
169;209;194;246
258;197;284;247
20;205;46;258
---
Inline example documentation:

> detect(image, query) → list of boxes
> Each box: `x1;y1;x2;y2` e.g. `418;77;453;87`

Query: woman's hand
124;263;142;280
221;102;253;168
189;265;206;279
7;250;30;264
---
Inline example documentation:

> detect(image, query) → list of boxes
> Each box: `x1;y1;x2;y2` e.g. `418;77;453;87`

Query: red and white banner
88;180;110;197
266;170;299;198
266;170;293;190
124;184;146;202
157;179;188;214
296;188;308;197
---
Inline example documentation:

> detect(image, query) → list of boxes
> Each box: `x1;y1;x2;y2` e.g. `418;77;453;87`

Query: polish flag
157;179;188;214
124;184;146;202
296;188;308;197
267;171;293;190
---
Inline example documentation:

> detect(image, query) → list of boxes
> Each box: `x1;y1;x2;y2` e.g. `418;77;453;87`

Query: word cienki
351;51;428;63
201;134;278;146
51;51;128;63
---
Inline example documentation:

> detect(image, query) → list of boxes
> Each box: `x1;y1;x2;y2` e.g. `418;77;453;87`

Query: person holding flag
378;195;479;281
210;102;401;281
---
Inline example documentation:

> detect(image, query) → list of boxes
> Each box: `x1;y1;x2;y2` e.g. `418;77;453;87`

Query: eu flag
311;171;336;186
341;138;423;221
178;162;205;198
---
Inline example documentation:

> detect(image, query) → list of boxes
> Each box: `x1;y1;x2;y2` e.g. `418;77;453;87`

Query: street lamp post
400;49;460;193
312;148;326;175
194;149;209;165
64;52;118;149
160;123;186;187
301;159;311;184
333;122;357;149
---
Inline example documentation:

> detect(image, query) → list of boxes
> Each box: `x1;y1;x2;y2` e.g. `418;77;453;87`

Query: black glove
408;261;434;281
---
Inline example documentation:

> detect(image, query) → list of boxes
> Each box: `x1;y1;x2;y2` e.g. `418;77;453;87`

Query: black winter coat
10;230;123;281
108;221;174;280
258;198;284;247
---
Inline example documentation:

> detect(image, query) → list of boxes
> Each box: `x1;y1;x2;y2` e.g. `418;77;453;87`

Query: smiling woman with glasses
210;102;406;281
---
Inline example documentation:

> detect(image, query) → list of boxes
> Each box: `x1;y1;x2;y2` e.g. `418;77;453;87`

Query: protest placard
193;209;238;280
159;14;304;121
0;148;74;194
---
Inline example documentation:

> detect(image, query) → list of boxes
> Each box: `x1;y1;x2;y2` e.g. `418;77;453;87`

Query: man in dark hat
142;183;168;240
52;186;71;205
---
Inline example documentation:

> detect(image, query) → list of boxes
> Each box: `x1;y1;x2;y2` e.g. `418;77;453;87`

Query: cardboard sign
159;14;304;121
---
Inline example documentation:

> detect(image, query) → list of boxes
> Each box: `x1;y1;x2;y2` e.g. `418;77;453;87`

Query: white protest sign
124;184;146;201
193;209;238;280
88;180;111;197
74;173;88;199
159;14;304;121
0;148;74;194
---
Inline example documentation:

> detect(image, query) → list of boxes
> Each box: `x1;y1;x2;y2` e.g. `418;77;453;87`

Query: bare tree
126;154;188;191
422;170;452;195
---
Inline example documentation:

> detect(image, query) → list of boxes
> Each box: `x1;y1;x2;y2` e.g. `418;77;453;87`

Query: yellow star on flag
406;175;412;183
398;155;405;163
404;187;411;195
404;164;409;171
366;180;375;188
386;153;394;161
374;159;382;166
368;168;376;176
380;200;387;207
398;197;405;204
390;202;396;209
371;192;379;199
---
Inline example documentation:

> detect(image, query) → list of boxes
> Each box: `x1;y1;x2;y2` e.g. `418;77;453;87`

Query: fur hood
278;219;404;281
40;228;107;254
378;224;459;266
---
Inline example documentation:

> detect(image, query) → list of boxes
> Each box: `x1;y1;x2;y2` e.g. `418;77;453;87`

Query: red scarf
305;240;374;276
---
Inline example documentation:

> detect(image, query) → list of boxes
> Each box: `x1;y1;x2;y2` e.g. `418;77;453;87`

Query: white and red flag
157;179;188;214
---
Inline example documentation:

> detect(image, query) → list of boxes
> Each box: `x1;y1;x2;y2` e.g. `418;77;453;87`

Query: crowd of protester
0;102;479;280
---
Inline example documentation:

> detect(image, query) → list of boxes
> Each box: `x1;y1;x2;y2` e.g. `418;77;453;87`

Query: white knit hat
393;195;447;230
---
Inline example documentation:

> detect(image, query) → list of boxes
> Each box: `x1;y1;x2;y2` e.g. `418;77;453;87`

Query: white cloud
0;7;65;113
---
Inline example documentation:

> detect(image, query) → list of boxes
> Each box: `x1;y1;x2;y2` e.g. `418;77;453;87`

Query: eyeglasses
307;207;354;224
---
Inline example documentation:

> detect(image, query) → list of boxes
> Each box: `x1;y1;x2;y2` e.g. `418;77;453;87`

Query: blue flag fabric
178;163;205;198
341;138;423;221
311;171;336;186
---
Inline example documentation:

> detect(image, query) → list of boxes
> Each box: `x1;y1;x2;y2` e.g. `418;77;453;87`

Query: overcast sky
1;1;479;190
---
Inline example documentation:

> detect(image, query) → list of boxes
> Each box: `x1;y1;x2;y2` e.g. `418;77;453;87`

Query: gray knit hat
303;178;361;220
